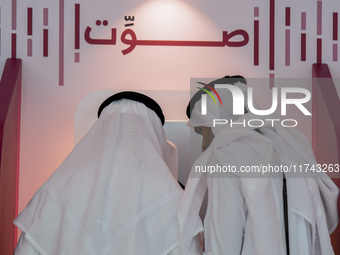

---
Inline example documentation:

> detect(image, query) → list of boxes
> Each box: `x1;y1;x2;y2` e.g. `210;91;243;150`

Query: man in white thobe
14;92;202;255
177;76;339;255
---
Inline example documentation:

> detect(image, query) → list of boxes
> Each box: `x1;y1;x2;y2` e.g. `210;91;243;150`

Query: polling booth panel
312;63;340;255
0;58;22;254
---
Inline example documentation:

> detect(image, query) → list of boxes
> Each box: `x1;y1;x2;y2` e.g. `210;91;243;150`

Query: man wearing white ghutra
14;92;202;255
177;76;339;255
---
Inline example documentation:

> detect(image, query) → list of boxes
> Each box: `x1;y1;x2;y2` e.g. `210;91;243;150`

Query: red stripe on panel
75;4;80;49
285;7;290;26
27;38;32;56
269;73;274;89
285;30;290;66
301;33;306;61
59;0;64;85
11;33;16;58
27;8;32;35
301;12;306;30
333;13;338;41
75;52;80;62
333;44;338;62
254;20;259;66
12;0;16;30
43;8;48;26
317;1;322;35
317;38;322;63
269;0;275;70
43;29;48;57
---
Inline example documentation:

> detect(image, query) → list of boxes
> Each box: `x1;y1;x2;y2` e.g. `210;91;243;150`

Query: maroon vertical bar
12;0;17;30
333;13;338;41
285;7;290;26
43;8;48;26
317;1;322;36
269;73;274;89
301;12;306;30
74;52;80;62
301;33;306;61
27;8;32;35
43;29;48;57
333;44;338;61
27;38;32;56
254;20;259;66
254;7;259;17
59;0;64;85
285;30;290;66
317;38;322;63
11;33;16;58
269;0;275;71
75;4;80;50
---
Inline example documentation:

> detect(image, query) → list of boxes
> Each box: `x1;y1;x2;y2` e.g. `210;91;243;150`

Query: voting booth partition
0;58;22;255
312;64;340;255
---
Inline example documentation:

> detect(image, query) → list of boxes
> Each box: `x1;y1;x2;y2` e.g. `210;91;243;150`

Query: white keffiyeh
178;82;339;255
14;99;193;255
